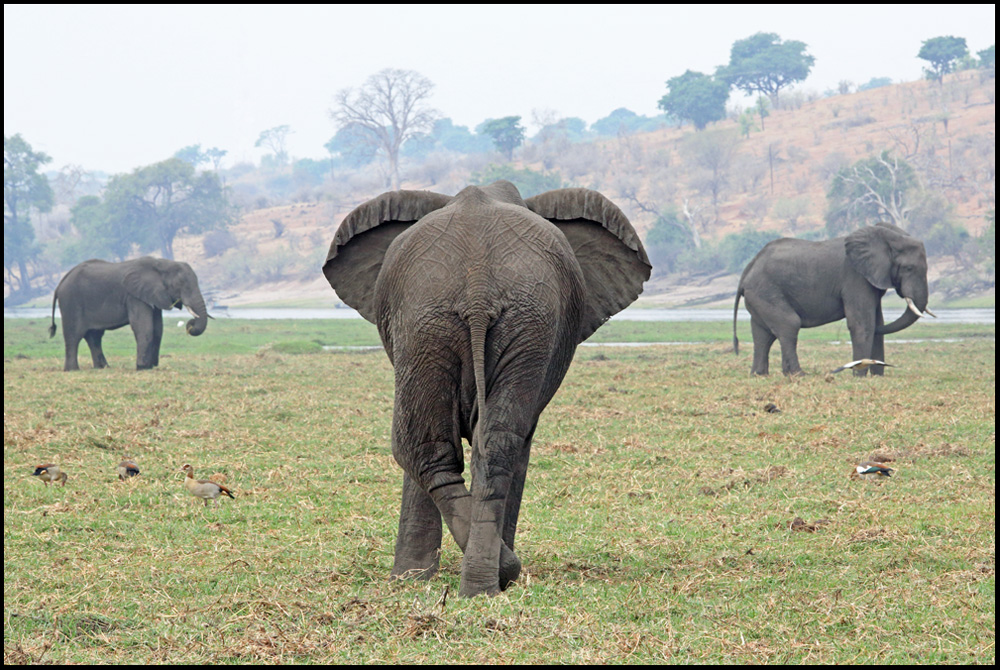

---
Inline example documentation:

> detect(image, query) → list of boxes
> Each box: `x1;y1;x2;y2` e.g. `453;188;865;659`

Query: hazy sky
4;4;995;174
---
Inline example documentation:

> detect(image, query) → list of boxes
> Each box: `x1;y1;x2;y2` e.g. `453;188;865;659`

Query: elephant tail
49;294;58;338
467;312;490;444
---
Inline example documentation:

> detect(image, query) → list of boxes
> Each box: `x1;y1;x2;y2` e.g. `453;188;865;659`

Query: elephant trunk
877;291;932;335
183;292;209;336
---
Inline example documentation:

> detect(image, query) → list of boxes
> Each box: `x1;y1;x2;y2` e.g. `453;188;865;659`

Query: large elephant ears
122;258;176;310
845;224;911;290
526;188;651;341
323;190;453;322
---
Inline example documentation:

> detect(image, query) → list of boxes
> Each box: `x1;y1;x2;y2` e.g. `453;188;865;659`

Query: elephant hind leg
84;330;109;369
778;331;803;376
63;333;82;371
750;318;776;376
391;473;443;581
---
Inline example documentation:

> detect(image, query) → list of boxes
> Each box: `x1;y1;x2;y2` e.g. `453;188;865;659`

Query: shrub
202;229;238;258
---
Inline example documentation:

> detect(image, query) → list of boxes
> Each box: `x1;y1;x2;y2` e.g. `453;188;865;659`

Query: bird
180;464;235;506
830;359;895;374
32;463;68;486
851;462;894;481
117;458;140;480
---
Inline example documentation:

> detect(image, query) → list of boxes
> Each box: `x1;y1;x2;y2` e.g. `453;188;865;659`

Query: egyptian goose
851;462;894;481
180;464;235;506
32;463;67;486
118;458;140;480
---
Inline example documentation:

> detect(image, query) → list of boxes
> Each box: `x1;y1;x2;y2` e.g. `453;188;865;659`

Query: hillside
157;71;999;308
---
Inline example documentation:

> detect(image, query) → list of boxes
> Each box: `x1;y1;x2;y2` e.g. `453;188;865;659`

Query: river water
5;306;994;324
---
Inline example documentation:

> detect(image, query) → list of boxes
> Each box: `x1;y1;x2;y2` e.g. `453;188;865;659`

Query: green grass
4;318;995;663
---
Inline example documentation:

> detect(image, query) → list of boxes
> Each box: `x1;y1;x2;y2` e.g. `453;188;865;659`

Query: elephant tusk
905;297;926;318
924;307;937;318
185;305;203;320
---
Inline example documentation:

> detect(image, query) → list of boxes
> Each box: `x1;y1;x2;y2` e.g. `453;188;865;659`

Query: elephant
323;180;650;597
49;257;209;371
733;222;934;376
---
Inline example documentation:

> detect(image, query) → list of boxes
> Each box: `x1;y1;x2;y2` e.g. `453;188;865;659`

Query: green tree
978;44;995;75
102;157;230;260
479;116;526;160
204;147;228;172
591;108;672;136
332;68;438;190
717;228;782;273
325;123;379;168
644;208;697;275
61;195;127;264
4;134;54;301
657;70;729;131
719;32;815;126
174;144;207;167
918;36;969;83
469;164;561;198
825;151;919;234
255;125;292;167
431;118;491;154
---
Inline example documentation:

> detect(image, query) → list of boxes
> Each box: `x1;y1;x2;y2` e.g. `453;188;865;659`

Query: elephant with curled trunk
733;222;934;376
323;180;650;597
49;257;209;371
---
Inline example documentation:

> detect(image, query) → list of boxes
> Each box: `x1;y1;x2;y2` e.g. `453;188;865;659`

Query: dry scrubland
156;69;996;309
3;318;995;663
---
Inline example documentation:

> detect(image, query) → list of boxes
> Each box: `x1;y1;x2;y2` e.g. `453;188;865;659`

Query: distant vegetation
4;33;995;305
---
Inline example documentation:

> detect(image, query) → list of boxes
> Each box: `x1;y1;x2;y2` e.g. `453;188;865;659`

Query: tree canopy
719;32;815;105
255;125;292;167
918;36;969;83
825;151;919;234
332;68;438;190
325;123;379;168
98;158;231;260
657;70;729;131
479;116;526;160
4;134;54;301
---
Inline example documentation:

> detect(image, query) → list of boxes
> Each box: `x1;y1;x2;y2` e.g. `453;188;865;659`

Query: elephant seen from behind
733;223;933;376
323;181;650;597
50;257;209;371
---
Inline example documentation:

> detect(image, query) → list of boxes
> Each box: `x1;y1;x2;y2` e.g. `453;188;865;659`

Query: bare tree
255;125;292;166
331;68;438;190
680;128;741;222
827;151;919;231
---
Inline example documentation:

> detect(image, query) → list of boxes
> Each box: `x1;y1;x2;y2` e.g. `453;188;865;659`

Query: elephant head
323;182;651;343
846;223;934;335
123;257;209;335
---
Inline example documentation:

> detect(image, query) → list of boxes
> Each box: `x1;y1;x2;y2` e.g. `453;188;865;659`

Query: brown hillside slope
173;71;994;308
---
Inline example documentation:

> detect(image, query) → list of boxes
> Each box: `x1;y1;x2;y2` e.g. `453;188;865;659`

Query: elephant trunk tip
186;319;207;336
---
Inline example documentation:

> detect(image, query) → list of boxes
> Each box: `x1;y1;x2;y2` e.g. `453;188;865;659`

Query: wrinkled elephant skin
50;257;209;371
733;223;930;376
323;181;650;597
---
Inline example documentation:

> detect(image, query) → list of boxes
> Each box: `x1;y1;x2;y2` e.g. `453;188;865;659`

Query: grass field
3;317;995;663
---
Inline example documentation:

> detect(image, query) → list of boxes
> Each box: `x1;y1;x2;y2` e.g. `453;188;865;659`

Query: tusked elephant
733;222;934;376
323;180;650;597
49;257;209;371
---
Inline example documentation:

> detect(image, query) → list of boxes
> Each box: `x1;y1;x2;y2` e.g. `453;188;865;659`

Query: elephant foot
391;547;441;580
498;543;521;591
458;521;523;598
390;552;440;582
